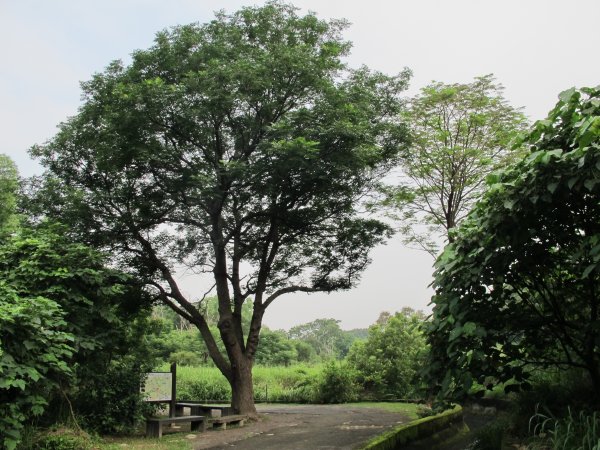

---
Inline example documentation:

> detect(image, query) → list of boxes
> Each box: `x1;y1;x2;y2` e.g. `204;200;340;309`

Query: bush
67;359;154;434
470;420;505;450
0;290;74;450
347;309;427;400
316;362;358;404
30;428;95;450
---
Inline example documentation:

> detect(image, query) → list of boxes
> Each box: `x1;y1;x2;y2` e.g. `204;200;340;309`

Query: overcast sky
1;0;599;330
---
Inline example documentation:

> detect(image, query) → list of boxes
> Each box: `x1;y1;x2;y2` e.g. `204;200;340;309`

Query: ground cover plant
529;408;600;450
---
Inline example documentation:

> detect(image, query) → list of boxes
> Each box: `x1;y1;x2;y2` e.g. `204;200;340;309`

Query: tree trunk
230;356;257;416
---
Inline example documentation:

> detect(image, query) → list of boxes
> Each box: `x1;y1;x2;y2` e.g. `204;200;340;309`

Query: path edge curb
358;404;464;450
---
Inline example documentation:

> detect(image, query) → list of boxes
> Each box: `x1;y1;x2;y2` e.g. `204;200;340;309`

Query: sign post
141;363;178;418
170;363;177;418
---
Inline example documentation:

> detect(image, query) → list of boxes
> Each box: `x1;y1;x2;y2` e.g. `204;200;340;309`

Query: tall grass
529;406;600;450
157;363;324;403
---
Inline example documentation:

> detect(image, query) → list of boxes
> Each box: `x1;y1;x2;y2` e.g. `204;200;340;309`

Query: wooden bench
146;415;206;438
176;402;234;417
208;414;248;430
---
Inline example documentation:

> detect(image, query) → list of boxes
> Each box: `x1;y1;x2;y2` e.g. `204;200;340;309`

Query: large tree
381;75;527;255
31;3;410;414
425;86;600;402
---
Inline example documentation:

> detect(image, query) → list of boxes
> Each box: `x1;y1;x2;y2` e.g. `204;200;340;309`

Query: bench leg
146;421;162;438
213;422;227;430
191;419;207;433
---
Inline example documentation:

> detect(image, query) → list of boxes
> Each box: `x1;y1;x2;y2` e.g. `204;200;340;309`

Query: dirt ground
163;404;413;450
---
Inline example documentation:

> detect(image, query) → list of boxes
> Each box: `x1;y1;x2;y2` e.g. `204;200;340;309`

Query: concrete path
192;404;412;450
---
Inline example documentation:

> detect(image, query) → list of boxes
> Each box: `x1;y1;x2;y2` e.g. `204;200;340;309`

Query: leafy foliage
0;154;20;235
288;318;352;359
347;308;427;399
254;329;298;366
30;428;95;450
30;2;410;413
382;75;527;255
0;285;73;450
0;223;155;442
317;361;359;404
425;86;600;402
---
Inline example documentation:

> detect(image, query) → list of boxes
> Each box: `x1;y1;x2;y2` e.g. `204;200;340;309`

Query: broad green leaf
463;322;477;335
584;178;597;191
558;87;577;103
582;263;596;279
547;182;559;193
449;326;463;342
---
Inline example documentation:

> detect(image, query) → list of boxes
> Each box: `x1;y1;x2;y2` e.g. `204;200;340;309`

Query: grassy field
346;402;421;419
159;363;324;402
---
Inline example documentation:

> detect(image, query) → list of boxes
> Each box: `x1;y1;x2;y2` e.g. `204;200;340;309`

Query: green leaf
449;326;463;342
584;178;597;191
567;176;579;189
463;322;477;335
582;264;596;279
503;199;515;210
547;181;559;193
559;87;576;103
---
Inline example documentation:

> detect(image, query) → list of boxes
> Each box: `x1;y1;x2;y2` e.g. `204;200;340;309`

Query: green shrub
31;428;94;450
0;290;74;450
415;404;434;418
347;309;427;400
471;420;505;450
68;359;153;434
316;362;358;404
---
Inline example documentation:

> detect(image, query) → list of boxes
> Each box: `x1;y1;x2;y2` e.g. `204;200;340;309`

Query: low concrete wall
359;405;464;450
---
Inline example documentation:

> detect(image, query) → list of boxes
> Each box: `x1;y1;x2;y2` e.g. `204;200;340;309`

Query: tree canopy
288;318;352;359
0;154;19;235
425;86;600;402
381;75;527;255
31;2;410;414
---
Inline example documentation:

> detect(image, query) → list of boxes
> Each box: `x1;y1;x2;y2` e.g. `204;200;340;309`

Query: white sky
1;0;599;330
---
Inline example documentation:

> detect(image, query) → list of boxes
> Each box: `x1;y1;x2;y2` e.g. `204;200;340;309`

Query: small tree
347;308;427;399
31;2;410;414
425;86;600;401
382;75;527;255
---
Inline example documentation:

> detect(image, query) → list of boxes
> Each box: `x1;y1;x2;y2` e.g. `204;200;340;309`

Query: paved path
192;404;412;450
